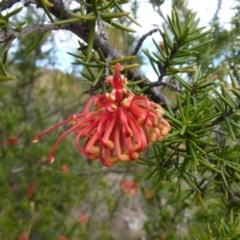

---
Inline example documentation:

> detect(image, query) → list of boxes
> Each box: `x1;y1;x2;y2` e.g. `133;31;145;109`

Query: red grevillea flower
3;137;20;146
79;214;89;224
58;236;67;240
144;190;155;199
61;163;69;173
32;63;171;167
17;234;27;240
120;180;138;197
27;181;36;199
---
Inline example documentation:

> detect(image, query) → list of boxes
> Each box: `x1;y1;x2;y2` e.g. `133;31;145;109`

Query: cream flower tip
120;153;130;162
109;157;118;164
109;93;116;101
107;104;118;112
137;117;144;126
150;133;157;142
157;135;164;141
153;118;159;127
89;146;99;154
124;130;133;138
155;107;164;116
161;128;170;136
32;139;39;143
105;140;114;149
120;97;132;108
115;62;124;71
133;143;139;151
71;119;78;125
132;152;139;160
87;154;99;160
49;157;54;163
104;76;111;84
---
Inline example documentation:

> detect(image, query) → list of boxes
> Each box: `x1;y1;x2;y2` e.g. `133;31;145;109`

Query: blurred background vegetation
1;0;240;239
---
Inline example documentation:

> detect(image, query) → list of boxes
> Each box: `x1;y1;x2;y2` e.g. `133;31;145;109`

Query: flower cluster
58;236;67;240
17;234;27;240
144;190;155;199
120;180;138;197
3;137;20;146
79;214;89;224
32;63;171;167
61;164;69;174
27;181;36;199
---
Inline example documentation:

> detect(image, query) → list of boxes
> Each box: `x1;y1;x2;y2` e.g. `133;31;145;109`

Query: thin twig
1;0;21;10
144;79;181;92
0;24;63;41
211;0;222;23
131;28;159;56
97;13;108;40
150;1;168;27
210;103;240;125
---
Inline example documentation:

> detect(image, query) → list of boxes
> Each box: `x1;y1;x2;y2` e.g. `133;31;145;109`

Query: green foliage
1;0;240;239
135;9;240;203
144;9;213;77
196;211;240;239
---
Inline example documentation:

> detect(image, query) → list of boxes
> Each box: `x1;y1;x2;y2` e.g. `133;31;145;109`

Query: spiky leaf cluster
141;67;240;196
143;9;213;82
0;4;24;81
136;10;240;203
196;211;240;239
